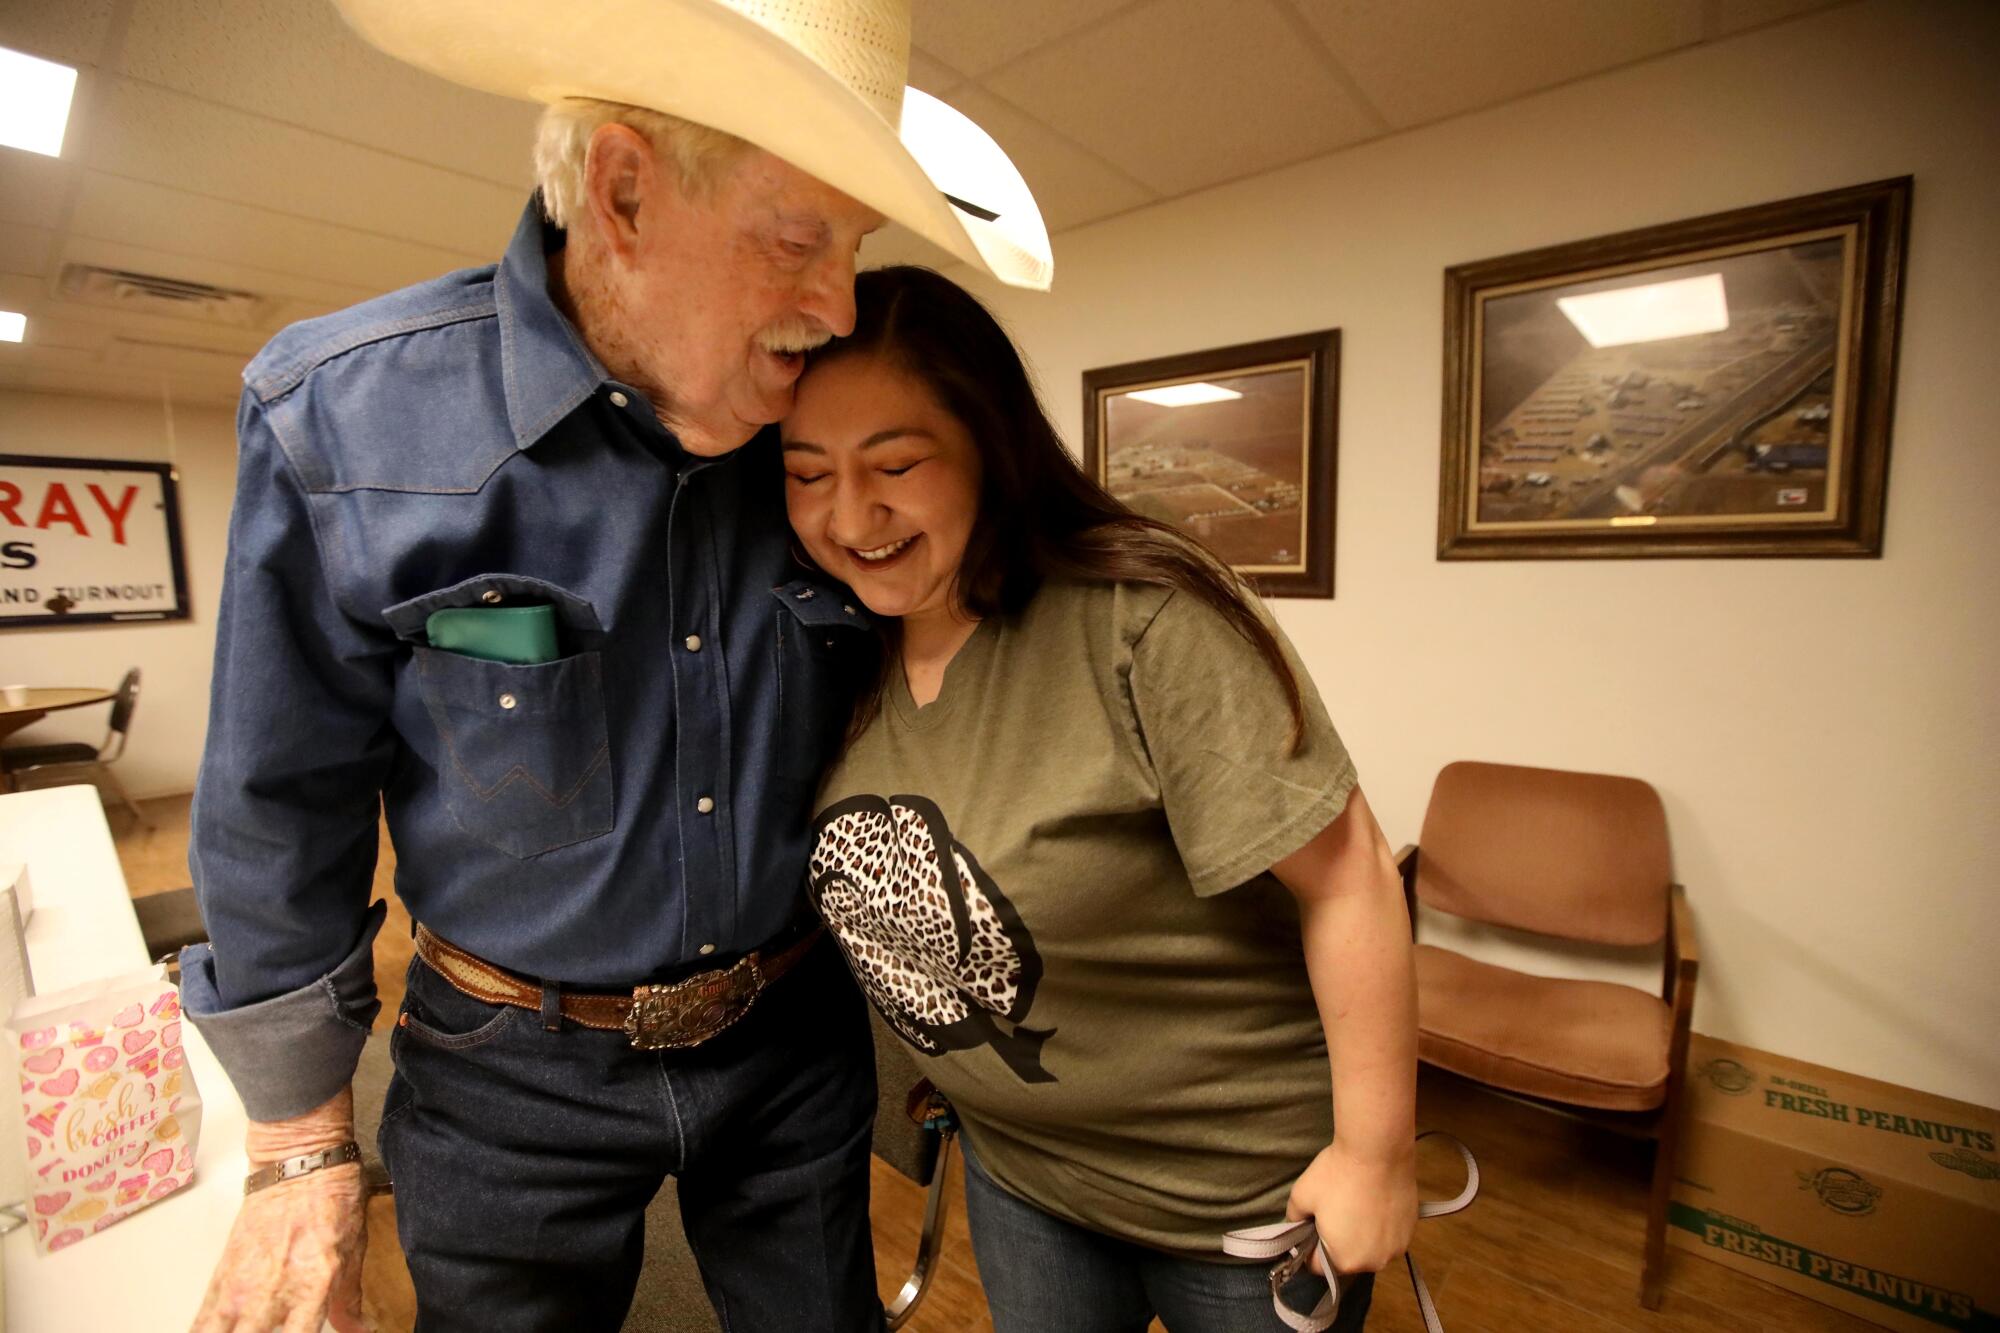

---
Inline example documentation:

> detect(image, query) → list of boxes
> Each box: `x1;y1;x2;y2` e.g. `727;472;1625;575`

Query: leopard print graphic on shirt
808;793;1056;1082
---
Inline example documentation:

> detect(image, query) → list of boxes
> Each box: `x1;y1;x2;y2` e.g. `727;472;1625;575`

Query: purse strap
1220;1131;1479;1333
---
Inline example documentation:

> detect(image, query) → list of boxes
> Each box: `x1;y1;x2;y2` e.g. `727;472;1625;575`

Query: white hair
533;99;751;228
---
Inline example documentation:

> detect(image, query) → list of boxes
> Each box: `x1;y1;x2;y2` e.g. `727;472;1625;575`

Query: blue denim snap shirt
182;199;872;1121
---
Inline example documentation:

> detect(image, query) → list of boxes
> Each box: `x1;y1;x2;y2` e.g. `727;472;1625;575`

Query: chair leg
98;765;152;830
1641;1095;1688;1309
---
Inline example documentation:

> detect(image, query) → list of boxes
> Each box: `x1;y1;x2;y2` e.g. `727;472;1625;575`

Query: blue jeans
378;939;884;1332
962;1141;1373;1333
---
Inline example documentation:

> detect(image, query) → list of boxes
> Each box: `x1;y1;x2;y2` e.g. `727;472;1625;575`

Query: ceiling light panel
0;46;78;158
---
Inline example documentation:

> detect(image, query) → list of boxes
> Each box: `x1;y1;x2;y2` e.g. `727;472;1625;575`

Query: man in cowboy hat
179;2;1049;1328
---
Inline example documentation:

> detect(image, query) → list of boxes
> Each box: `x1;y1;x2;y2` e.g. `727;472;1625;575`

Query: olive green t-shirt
808;578;1359;1254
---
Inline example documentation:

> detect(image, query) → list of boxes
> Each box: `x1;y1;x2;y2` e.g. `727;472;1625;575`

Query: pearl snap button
698;944;716;956
481;589;503;604
609;390;629;408
843;604;856;615
498;693;517;710
684;635;702;652
696;796;715;814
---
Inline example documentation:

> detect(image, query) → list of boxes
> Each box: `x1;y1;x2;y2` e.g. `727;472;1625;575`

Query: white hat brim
335;0;1052;290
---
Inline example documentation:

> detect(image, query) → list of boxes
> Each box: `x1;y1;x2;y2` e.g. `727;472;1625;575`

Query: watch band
243;1141;363;1195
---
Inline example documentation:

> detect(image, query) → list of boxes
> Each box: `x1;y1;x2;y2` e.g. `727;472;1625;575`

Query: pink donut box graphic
8;965;204;1253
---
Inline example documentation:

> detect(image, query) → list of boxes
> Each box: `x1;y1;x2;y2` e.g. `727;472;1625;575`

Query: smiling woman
783;375;984;630
776;264;1426;1333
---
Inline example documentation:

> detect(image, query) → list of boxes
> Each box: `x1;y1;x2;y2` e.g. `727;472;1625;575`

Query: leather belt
411;922;824;1050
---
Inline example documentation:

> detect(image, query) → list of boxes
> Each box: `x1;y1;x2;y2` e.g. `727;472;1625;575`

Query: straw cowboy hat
333;0;1053;290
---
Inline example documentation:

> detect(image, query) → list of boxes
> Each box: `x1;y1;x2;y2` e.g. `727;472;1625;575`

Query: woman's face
780;352;984;623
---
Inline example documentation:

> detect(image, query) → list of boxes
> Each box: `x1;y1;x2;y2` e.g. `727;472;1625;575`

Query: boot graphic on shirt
809;793;1056;1083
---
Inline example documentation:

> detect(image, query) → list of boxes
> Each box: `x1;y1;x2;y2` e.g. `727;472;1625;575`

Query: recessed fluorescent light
1125;382;1244;407
1557;273;1729;348
0;311;25;343
0;46;78;158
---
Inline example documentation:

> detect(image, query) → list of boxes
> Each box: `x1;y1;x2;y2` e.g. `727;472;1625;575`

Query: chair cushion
1415;944;1671;1112
1;743;99;771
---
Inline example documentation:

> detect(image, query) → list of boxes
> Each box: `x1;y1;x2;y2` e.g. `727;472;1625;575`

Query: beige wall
0;0;1991;1104
961;0;2000;1106
0;389;236;802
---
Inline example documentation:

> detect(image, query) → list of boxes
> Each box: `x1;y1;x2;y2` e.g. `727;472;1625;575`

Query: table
0;785;247;1331
0;688;114;745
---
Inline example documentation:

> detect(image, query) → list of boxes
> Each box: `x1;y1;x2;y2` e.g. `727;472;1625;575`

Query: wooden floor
112;793;1867;1332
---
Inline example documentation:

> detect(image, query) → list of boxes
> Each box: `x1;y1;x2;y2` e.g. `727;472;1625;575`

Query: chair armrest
1395;845;1420;940
1664;884;1698;1006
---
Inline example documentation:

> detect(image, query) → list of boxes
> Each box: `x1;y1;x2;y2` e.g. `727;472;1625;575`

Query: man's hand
1286;1136;1418;1277
193;1087;369;1333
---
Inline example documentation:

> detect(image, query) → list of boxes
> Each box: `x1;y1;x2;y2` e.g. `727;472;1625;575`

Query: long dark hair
809;265;1306;750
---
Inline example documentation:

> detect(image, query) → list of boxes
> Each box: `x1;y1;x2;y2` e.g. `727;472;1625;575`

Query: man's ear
581;122;659;263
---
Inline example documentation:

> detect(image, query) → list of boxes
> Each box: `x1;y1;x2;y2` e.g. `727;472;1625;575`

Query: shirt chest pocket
385;574;614;859
773;580;873;790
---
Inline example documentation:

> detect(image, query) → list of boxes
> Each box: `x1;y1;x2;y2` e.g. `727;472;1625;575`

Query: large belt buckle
624;955;761;1050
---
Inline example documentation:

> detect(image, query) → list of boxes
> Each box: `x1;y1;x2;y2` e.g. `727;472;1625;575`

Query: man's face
614;147;884;456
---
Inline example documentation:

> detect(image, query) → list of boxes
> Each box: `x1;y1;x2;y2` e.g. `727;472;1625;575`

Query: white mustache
757;322;833;356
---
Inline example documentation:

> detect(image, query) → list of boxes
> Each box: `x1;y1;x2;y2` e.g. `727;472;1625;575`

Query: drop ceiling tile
1710;0;1846;36
945;88;1153;233
105;337;253;380
0;304;110;354
1285;0;1704;128
68;175;490;297
0;223;57;280
985;0;1380;198
0;152;72;230
908;48;967;96
0;362;241;407
57;235;378;311
117;0;539;187
85;80;525;257
914;0;1138;79
0;273;273;353
0;1;116;68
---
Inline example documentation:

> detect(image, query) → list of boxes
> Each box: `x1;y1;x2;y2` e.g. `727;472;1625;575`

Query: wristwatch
243;1141;363;1195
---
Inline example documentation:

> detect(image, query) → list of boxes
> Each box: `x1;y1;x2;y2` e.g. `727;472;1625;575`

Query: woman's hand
1287;1136;1418;1276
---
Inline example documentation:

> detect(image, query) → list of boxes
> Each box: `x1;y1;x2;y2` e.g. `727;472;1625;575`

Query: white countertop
0;786;248;1332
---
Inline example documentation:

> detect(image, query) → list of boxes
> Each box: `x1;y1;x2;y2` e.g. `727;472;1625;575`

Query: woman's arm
1270;785;1419;1274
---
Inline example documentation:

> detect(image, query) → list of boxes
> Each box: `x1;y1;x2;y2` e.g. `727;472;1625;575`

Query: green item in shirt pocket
425;604;559;665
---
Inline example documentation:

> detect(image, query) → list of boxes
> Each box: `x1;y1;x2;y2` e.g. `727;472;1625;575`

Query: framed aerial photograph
1082;329;1339;598
1439;177;1910;559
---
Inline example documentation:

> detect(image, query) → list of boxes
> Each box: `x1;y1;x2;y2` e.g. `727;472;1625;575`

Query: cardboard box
1669;1034;2000;1331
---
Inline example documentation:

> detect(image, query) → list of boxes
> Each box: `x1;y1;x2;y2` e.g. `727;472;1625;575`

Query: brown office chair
1398;760;1696;1310
2;667;151;827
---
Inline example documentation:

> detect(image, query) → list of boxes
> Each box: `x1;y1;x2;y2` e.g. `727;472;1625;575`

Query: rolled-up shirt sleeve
183;391;399;1122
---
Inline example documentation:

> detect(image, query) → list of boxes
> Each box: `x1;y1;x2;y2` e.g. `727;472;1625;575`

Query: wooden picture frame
1082;330;1339;598
1439;177;1911;560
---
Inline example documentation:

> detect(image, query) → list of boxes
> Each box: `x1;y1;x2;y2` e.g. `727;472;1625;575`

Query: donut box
8;965;202;1253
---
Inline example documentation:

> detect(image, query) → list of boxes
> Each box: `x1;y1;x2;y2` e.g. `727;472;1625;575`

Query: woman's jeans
961;1139;1374;1332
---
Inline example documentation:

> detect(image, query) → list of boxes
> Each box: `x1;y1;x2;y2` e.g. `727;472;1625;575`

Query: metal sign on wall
0;454;190;629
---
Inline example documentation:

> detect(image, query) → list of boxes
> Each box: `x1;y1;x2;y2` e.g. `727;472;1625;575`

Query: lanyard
1220;1132;1479;1333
